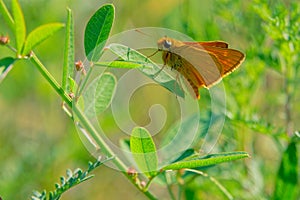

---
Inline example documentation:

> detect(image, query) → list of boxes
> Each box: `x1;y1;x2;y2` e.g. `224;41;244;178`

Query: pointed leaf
62;8;75;92
273;140;298;200
22;23;64;55
95;61;149;69
83;72;116;118
12;0;26;54
130;127;158;177
0;0;15;30
172;149;195;163
0;57;15;83
68;76;77;93
163;151;249;170
106;43;185;98
84;4;114;61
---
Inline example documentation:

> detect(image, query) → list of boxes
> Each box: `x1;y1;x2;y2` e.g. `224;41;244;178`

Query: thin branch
184;169;234;200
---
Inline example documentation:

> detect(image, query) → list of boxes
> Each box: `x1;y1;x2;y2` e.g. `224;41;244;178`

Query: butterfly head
157;36;173;51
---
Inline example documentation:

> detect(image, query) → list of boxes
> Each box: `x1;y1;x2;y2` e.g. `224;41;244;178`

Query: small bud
75;60;86;76
178;168;185;175
75;60;83;71
127;167;137;177
68;93;75;99
140;181;146;188
0;35;9;45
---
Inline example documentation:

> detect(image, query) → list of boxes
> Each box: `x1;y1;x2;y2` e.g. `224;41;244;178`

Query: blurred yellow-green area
0;0;299;199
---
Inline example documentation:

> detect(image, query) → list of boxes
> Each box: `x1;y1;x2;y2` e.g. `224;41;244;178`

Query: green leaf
172;149;195;163
12;0;26;54
232;118;287;138
0;57;15;83
62;8;75;92
0;0;15;30
163;151;249;170
31;158;112;200
273;140;299;200
84;4;114;62
95;60;151;69
106;43;185;98
130;127;158;177
83;72;116;118
68;76;77;93
22;23;64;55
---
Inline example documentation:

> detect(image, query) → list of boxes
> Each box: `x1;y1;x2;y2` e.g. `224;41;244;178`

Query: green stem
185;169;233;200
30;53;72;106
30;52;157;200
164;172;177;200
77;64;94;97
279;53;294;136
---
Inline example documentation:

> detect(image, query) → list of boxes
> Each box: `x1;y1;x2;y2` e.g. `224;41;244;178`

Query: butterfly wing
172;41;244;87
184;41;229;48
183;41;244;76
176;59;205;99
199;45;245;76
171;44;223;87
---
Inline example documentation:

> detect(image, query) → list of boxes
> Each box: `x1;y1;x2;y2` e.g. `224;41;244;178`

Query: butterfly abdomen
163;51;202;99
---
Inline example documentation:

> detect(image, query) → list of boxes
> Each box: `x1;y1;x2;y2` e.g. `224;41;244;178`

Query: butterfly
157;37;245;99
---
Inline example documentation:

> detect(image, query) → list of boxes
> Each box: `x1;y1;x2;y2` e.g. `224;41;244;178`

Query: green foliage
62;8;75;93
130;127;158;178
0;0;299;200
95;60;147;69
12;0;25;54
0;57;14;83
84;4;114;62
0;0;14;30
253;0;300;74
82;72;116;117
273;138;299;200
22;23;65;55
163;152;249;170
31;158;112;200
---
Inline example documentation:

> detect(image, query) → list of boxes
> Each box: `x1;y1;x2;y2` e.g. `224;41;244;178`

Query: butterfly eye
164;40;172;48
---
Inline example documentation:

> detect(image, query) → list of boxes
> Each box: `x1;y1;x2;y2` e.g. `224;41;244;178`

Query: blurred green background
0;0;299;199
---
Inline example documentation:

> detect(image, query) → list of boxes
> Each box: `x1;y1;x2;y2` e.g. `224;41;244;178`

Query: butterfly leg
163;73;185;99
152;63;167;78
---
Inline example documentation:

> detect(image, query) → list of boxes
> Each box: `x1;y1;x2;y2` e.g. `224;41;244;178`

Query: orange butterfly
157;37;245;99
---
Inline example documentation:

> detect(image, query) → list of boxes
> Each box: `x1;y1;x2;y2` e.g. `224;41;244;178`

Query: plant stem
77;63;94;97
30;52;158;200
164;172;177;200
280;52;294;136
185;169;233;200
30;53;72;106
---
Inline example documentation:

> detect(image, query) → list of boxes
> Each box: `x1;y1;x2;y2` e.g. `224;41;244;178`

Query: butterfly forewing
184;41;229;48
172;44;224;87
